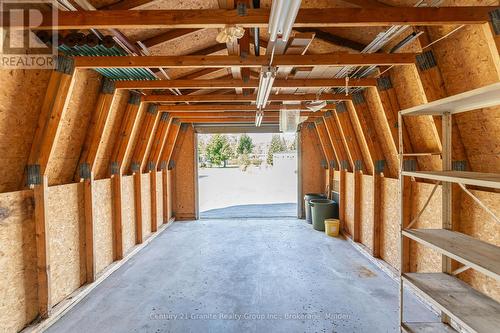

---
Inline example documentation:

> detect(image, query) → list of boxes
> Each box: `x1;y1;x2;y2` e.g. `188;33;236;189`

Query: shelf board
403;273;500;333
403;229;500;281
400;82;500;116
402;322;456;333
402;170;500;189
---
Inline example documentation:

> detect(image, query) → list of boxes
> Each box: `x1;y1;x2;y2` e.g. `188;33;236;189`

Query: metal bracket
376;76;392;91
490;9;500;35
147;104;158;115
323;111;332;118
352;92;366;105
128;92;141;105
101;78;116;94
26;164;41;186
452;160;467;171
340;160;350;170
354;160;363;171
320;159;328;169
160;112;170;122
330;160;337;169
416;50;437;71
173;119;181;125
131;162;140;173
180;123;189;131
79;163;91;180
56;56;74;75
237;2;248;16
168;160;175;170
375;160;386;173
336;102;347;113
307;122;315;129
314;118;323;124
402;159;417;172
147;161;155;172
159;161;168;170
110;161;120;175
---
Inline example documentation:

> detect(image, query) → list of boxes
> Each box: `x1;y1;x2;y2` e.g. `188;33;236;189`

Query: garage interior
1;0;500;332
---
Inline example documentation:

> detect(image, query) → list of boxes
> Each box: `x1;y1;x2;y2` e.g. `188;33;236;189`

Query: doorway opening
197;132;298;219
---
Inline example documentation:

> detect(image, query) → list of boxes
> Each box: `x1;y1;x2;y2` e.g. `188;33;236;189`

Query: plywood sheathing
389;66;442;171
46;70;102;186
0;69;51;193
93;90;130;180
0;190;38;332
363;88;398;178
427;24;500;172
93;178;114;275
458;189;500;302
141;173;152;239
360;175;374;251
344;173;355;236
299;124;326;217
409;182;442;273
380;177;400;269
47;183;86;306
173;125;197;220
156;171;164;226
121;175;136;254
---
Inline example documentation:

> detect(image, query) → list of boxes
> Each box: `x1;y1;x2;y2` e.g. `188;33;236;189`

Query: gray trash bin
304;193;326;224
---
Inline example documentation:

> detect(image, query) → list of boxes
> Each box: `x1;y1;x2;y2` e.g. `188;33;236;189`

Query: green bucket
310;199;336;231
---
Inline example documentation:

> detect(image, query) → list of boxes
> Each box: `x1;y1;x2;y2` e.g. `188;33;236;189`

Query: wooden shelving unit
398;83;500;333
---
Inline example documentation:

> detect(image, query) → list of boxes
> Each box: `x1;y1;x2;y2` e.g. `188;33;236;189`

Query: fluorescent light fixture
255;109;264;127
268;0;302;42
256;66;277;109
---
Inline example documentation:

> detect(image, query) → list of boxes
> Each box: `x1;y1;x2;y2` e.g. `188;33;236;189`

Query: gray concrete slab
48;216;439;333
201;203;297;219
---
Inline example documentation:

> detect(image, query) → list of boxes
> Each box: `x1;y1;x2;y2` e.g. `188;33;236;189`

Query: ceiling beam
177;117;279;123
144;93;350;103
165;111;319;117
73;54;416;69
339;0;389;8
157;104;334;112
25;7;498;30
115;77;377;89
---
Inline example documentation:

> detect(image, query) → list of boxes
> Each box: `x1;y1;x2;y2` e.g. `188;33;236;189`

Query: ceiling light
256;66;277;109
268;0;302;42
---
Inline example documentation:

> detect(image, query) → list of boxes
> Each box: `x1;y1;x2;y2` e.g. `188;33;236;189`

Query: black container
304;193;327;223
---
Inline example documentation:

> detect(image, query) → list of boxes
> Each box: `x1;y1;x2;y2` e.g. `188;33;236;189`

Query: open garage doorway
197;130;298;219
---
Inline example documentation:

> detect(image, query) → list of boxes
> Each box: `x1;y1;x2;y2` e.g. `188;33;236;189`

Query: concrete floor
48;215;439;333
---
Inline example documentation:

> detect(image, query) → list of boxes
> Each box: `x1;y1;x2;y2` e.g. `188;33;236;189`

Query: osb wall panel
174;126;196;220
93;178;113;275
360;175;373;251
47;183;85;306
390;66;441;171
458;190;500;302
0;69;51;193
93;90;130;180
121;175;136;254
299;125;326;217
141;173;152;239
344;172;355;236
409;182;442;273
363;88;398;178
0;190;38;332
156;172;163;225
46;70;102;186
429;24;500;172
380;177;400;269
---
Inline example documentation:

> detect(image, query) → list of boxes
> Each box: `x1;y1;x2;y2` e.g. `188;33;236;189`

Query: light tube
268;0;302;42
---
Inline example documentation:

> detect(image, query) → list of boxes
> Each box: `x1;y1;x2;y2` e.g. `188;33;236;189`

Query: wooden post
83;170;96;283
133;168;143;244
112;172;123;260
339;169;347;233
150;170;158;232
162;166;169;223
33;175;51;318
353;169;361;242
